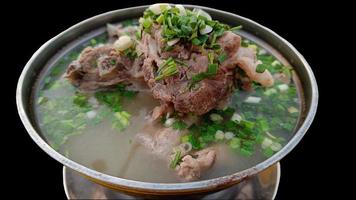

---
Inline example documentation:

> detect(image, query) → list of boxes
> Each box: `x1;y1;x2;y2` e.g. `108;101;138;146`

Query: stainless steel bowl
16;5;318;197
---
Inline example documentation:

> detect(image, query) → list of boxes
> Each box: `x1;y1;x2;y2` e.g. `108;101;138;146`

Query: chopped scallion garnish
170;150;182;169
155;57;179;81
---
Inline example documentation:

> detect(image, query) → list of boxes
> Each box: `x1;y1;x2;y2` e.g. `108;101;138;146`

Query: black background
4;0;336;199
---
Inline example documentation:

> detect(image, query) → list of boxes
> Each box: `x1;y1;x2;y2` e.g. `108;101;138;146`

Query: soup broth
34;16;301;183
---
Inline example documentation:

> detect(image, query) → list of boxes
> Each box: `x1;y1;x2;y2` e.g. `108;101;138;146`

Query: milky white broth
33;21;301;183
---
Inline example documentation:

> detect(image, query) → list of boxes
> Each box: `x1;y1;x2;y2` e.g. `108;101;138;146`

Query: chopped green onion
156;14;164;23
192;38;202;45
110;59;116;65
224;132;235;140
215;130;225;140
288;106;299;114
244;96;262;104
164;118;176;127
240;148;253;156
210;113;223;122
135;30;142;40
270;142;282;151
261;137;273;149
142;18;153;32
247;44;258;51
277;84;289;92
73;93;90;108
229;138;241;149
170;150;182;169
155;58;179;81
112;111;131;131
174;59;188;66
86;110;97;119
231;113;242;123
172;120;188;130
189;63;218;88
217;53;227;63
37;96;48;105
229;25;242;31
271;60;281;66
256;62;267;73
181;135;190;143
263;147;274;157
264;88;277;96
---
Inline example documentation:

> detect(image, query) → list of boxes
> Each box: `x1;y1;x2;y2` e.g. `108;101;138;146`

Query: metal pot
16;5;318;197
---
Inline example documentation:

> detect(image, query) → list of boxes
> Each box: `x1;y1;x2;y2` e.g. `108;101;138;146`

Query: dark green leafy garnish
172;120;188;130
95;84;138;112
217;53;227;63
189;63;218;88
256;63;267;73
229;25;242;31
155;57;179;80
140;6;239;51
170;150;182;169
73;93;90;108
110;59;117;65
122;46;138;60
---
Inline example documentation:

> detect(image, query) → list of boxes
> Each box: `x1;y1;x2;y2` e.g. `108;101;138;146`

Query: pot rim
16;4;318;193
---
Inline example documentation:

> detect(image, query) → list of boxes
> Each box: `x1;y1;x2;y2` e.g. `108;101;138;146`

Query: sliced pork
236;47;274;87
176;148;216;181
65;45;132;91
139;28;238;116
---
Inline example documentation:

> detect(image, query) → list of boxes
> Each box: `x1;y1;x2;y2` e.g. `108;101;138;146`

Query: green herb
229;138;241;149
211;43;221;50
172;120;188;130
189;63;218;88
192;35;209;46
37;96;48;105
192;38;201;45
140;7;237;49
256;62;267;73
184;128;202;150
155;57;179;80
263;147;274;157
229;25;242;31
73;93;90;108
241;39;251;47
156;14;164;24
208;52;215;64
170;150;182;169
110;59;117;65
90;39;97;46
163;45;174;52
240;147;253;157
95;91;122;112
112;111;131;131
174;59;188;67
95;84;138;112
142;18;153;33
135;30;142;40
123;46;138;60
217;53;227;63
116;84;139;99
